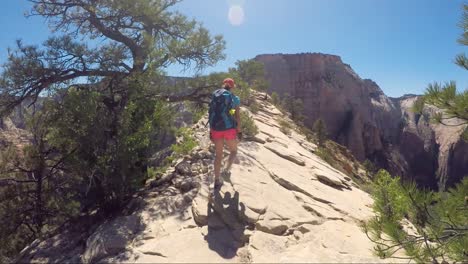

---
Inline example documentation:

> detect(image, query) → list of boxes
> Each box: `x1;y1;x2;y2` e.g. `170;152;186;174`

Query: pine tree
365;7;468;262
0;0;224;205
0;109;80;261
0;0;225;259
362;170;468;263
228;59;269;105
235;59;269;99
419;4;468;141
312;118;327;147
423;82;468;141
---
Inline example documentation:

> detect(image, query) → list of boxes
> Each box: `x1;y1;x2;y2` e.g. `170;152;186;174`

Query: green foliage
45;79;174;210
360;182;375;195
0;148;39;260
185;101;207;124
147;154;175;181
420;5;468;142
225;69;251;105
298;124;315;142
249;100;260;114
363;170;468;263
291;98;305;123
0;1;226;115
281;93;292;114
0;0;226;258
147;167;159;179
312;118;328;147
235;59;269;99
463;127;468;142
240;111;259;138
411;97;425;115
252;79;269;96
280;93;304;122
424;82;468;123
271;92;280;106
314;141;369;182
225;59;270;104
363;159;379;177
315;147;337;167
278;119;293;136
147;164;172;180
171;127;197;156
0;110;80;260
237;85;253;106
362;7;468;261
235;59;265;86
372;171;410;221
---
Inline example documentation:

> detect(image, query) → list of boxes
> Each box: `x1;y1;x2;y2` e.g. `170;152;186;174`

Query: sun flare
228;5;245;26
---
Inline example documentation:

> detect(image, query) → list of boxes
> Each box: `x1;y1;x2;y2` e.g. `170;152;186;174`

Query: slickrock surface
16;97;393;263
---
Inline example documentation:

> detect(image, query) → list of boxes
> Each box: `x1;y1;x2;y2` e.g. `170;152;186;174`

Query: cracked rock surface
17;97;393;263
101;104;384;263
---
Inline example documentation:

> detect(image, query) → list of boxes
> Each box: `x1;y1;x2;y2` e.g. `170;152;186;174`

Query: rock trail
16;95;394;263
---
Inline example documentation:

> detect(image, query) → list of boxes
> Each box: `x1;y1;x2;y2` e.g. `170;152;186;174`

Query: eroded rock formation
255;53;467;189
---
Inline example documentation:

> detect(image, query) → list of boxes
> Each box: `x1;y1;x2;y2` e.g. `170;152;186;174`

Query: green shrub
237;85;253;106
249;100;260;114
240;111;259;138
185;101;207;124
147;166;161;179
316;147;337;167
363;159;378;177
271;92;280;106
171;128;197;155
278;119;293;135
360;182;374;194
463;127;468;142
298;125;315;142
411;97;425;115
147;158;177;179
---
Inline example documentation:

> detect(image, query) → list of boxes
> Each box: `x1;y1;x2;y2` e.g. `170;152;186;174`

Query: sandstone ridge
16;92;390;263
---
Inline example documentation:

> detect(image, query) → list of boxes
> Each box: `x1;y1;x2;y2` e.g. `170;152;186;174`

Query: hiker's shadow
204;190;248;259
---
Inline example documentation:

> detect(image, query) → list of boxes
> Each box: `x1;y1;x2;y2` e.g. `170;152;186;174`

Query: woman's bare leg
213;138;225;184
224;139;238;172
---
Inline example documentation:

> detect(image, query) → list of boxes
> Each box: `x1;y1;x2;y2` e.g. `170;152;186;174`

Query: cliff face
255;53;467;189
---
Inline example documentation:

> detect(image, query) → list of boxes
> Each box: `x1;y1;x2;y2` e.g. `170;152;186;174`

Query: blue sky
0;0;467;97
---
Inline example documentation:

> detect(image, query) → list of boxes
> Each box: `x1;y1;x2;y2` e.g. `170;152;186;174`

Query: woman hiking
208;78;241;190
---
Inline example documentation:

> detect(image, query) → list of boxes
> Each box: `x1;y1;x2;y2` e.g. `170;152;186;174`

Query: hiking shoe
221;170;231;179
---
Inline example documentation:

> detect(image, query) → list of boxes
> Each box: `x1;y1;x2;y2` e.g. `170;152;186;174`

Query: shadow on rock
204;190;249;259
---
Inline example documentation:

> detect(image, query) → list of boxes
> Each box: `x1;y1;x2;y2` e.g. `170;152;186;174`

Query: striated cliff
255;53;467;189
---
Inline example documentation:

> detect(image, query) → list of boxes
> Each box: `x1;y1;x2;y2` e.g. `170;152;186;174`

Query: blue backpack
208;88;236;131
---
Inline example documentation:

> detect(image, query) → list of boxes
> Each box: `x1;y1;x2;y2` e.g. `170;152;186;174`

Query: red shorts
210;129;237;140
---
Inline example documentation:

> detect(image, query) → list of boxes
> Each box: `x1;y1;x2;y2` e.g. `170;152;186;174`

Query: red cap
223;78;235;88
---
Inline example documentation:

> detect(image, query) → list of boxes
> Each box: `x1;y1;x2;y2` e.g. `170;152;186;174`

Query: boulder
175;161;192;176
82;215;141;263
